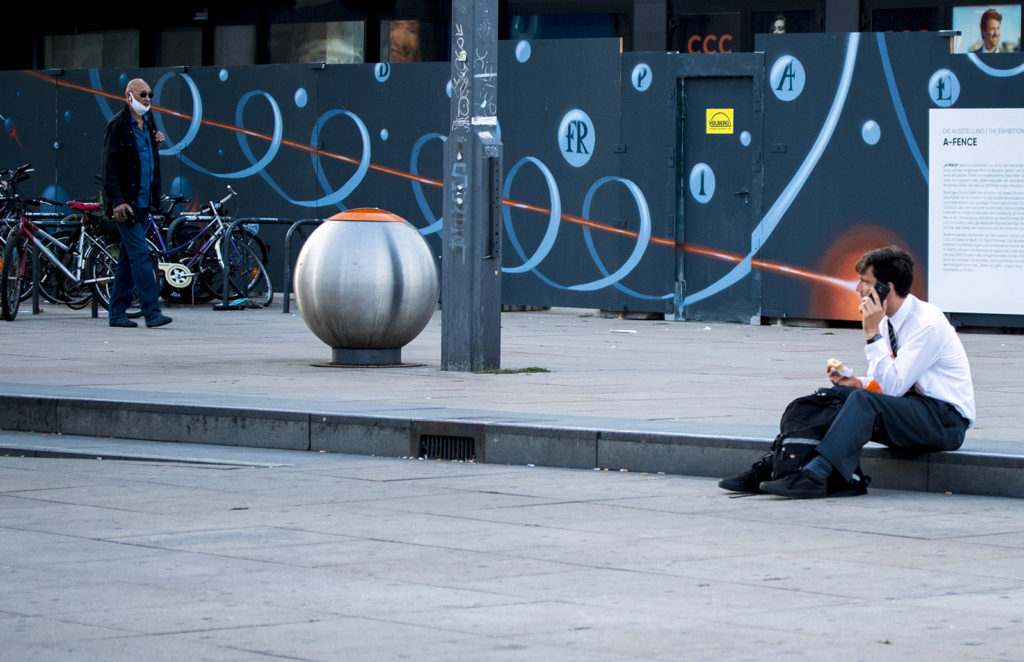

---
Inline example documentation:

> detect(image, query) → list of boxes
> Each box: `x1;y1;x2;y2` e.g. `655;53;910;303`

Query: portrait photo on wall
752;10;818;35
952;4;1022;53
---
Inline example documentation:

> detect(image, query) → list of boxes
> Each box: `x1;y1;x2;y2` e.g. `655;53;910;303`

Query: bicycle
147;191;267;304
1;192;120;321
1;164;64;306
87;185;273;310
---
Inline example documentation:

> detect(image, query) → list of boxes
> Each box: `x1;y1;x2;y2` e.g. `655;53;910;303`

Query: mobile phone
873;281;890;303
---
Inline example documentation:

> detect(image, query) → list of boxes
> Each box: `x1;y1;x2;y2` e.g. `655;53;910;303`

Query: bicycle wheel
198;239;273;307
2;231;54;305
239;226;269;264
85;238;117;310
58;246;92;309
28;254;61;304
87;237;160;313
45;220;92;309
25;225;84;306
1;236;25;320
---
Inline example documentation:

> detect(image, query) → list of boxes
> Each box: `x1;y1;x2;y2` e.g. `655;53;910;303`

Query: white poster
928;108;1024;314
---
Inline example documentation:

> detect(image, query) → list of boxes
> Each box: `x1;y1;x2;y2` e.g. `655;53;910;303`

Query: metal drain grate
419;434;476;462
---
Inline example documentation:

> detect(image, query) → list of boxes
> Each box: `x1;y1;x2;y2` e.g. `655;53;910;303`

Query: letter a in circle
770;56;804;102
777;63;796;92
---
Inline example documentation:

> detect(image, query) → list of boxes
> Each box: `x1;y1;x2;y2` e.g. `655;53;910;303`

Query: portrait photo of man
954;4;1022;54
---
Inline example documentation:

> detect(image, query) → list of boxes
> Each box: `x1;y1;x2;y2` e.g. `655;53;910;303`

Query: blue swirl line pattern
575;176;657;294
681;32;861;307
77;35;871;307
410;132;446;235
502;157;562;274
966;53;1024;77
876;34;928;182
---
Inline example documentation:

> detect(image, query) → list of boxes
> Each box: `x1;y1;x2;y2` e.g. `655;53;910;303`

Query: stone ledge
1;394;1020;498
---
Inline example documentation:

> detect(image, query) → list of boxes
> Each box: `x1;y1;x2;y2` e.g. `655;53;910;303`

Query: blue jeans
109;217;161;320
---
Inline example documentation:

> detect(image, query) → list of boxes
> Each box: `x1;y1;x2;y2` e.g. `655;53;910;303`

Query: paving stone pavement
3;437;1024;661
2;303;1024;658
0;303;1020;450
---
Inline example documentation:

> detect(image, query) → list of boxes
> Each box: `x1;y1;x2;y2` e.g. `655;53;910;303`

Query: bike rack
218;217;293;311
281;218;325;314
165;214;216;250
14;211;425;319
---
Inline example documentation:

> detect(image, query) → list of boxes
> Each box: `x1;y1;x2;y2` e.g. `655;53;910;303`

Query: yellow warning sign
706;108;734;134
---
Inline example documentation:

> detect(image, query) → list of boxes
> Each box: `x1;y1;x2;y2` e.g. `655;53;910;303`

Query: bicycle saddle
67;201;101;212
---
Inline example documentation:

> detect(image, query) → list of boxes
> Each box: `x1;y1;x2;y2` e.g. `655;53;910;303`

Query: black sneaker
109;317;138;328
718;456;772;493
759;468;828;499
145;313;173;328
827;471;870;497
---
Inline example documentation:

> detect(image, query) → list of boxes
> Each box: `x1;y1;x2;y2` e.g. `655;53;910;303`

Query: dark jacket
101;105;162;219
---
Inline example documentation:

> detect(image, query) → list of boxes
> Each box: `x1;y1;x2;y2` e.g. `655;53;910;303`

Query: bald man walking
101;77;172;328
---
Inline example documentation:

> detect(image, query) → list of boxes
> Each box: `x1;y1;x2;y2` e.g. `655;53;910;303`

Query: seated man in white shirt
721;246;977;497
756;246;976;498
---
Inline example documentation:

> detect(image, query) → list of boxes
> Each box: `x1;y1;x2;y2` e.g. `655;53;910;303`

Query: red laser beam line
22;70;855;293
22;70;440;187
670;241;857;291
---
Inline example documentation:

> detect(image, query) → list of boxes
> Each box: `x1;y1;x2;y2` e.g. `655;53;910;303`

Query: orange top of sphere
327;208;408;223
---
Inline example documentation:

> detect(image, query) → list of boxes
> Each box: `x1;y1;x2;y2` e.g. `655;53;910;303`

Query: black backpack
770;386;870;495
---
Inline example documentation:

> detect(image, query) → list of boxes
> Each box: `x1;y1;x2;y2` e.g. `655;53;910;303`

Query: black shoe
145;313;172;328
719;457;772;493
760;468;828;499
827;471;870;498
109;317;138;328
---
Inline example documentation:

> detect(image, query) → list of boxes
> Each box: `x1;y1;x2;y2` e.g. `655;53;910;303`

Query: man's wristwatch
866;333;883;345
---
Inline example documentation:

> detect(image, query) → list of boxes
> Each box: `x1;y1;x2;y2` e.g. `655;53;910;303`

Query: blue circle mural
557;109;595;168
770;55;805;102
515;41;532;63
928;69;960;107
689;163;715;204
631;63;653;92
861;120;881;145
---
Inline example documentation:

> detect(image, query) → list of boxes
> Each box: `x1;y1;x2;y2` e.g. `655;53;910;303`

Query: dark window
872;7;940;31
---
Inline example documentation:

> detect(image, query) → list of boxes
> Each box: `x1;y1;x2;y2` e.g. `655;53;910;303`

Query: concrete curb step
2;393;1022;498
0;441;291;467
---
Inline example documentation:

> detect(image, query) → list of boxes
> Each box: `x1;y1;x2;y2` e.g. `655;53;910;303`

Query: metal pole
441;0;503;371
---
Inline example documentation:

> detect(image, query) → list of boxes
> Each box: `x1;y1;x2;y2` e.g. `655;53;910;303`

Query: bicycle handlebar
0;163;33;184
0;196;59;208
200;185;238;215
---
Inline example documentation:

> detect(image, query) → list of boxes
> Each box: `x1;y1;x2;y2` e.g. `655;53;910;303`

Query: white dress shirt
863;294;976;424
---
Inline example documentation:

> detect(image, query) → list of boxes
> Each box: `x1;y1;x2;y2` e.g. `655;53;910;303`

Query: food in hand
827;358;853;377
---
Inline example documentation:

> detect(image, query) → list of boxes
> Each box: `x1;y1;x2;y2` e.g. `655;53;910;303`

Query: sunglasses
134;91;154;99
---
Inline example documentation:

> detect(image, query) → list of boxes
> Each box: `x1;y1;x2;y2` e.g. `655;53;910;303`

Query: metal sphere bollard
294;208;439;365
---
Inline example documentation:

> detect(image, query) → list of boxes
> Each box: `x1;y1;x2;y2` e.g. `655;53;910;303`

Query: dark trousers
815;388;968;480
109;217;160;320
